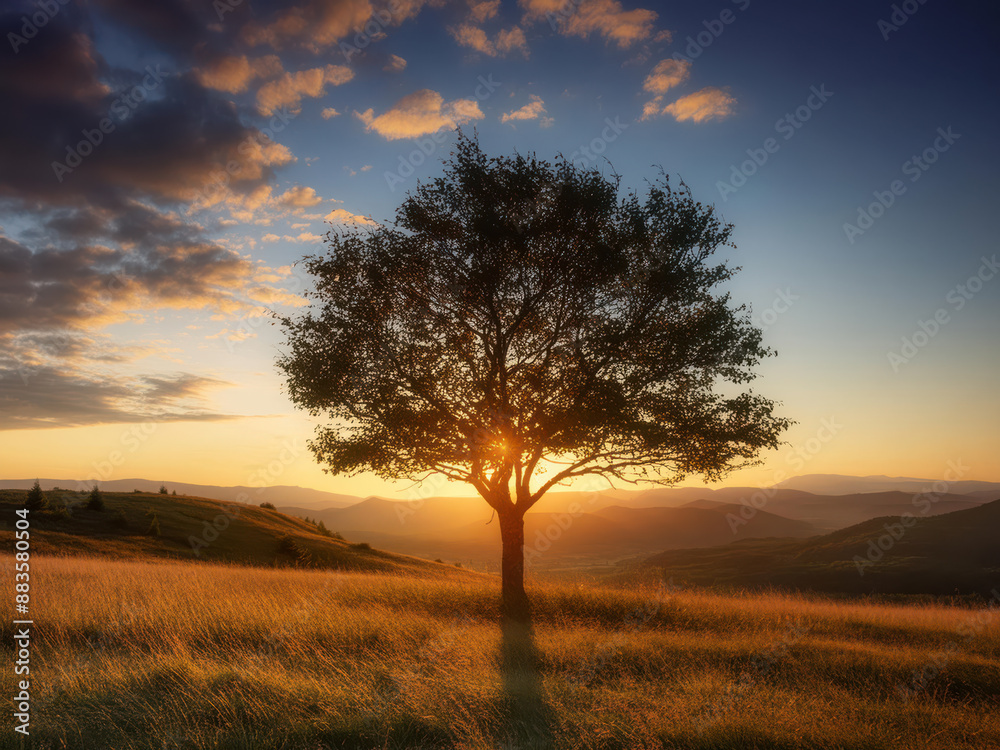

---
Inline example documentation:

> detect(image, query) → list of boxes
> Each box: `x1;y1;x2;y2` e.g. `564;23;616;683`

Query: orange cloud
501;95;550;126
354;89;484;140
276;186;323;208
256;65;354;116
469;0;501;23
522;0;657;47
384;54;407;72
451;24;528;57
663;87;737;123
643;59;691;95
195;55;283;94
326;209;377;226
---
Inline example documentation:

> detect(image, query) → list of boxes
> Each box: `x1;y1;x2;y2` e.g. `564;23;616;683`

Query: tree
25;480;47;511
278;134;790;623
159;485;168;495
87;485;105;511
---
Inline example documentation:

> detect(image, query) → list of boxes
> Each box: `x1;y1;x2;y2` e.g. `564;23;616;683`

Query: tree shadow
499;619;556;749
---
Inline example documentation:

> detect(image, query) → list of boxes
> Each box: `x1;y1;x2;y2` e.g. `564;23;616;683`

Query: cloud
501;95;550;125
241;0;433;52
194;54;283;93
275;186;323;208
450;24;496;55
521;0;657;47
321;107;341;119
496;26;529;56
353;89;484;140
640;96;663;121
255;64;354;116
643;59;691;95
662;87;737;123
0;365;237;430
325;209;377;226
450;23;529;57
384;54;407;72
469;0;501;23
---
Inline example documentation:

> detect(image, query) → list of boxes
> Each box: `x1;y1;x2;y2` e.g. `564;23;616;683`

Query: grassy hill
0;488;466;576
638;499;1000;597
1;554;997;749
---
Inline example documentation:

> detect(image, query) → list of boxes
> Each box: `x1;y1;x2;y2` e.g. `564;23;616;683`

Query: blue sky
0;0;996;496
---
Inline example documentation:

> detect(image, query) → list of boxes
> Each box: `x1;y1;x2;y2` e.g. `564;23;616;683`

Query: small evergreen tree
159;485;168;495
171;490;177;496
25;480;47;511
146;511;161;536
87;485;105;511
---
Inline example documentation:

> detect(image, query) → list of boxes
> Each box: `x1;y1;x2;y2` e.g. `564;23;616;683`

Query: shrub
87;486;105;511
25;480;48;511
260;502;276;510
146;511;161;537
349;542;371;551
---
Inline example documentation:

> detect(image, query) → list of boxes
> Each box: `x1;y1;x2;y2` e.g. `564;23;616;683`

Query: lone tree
26;479;47;511
278;135;790;623
87;485;105;511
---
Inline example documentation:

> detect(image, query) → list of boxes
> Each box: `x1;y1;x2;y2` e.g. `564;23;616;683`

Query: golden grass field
3;554;999;750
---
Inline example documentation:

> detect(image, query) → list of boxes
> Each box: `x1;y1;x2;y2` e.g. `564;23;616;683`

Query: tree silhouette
278;134;790;623
26;479;47;511
87;485;105;511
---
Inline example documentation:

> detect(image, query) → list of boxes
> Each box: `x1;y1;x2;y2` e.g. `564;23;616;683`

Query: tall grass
2;554;998;749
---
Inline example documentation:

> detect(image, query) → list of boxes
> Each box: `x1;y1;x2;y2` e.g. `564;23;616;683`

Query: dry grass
2;554;999;749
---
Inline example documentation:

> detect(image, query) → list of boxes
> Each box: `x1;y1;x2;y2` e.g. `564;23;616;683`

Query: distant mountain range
640;499;1000;597
772;473;1000;496
4;474;997;570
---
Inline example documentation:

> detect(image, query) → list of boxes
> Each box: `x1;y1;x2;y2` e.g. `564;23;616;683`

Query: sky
1;0;997;500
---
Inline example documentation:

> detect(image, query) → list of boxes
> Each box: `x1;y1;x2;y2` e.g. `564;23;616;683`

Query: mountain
0;488;464;577
640;499;1000;597
0;478;359;510
293;501;820;569
772;473;1000;497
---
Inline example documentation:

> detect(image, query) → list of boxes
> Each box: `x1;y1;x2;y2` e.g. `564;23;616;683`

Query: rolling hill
0;488;467;577
0;478;359;510
290;499;821;569
639;499;1000;597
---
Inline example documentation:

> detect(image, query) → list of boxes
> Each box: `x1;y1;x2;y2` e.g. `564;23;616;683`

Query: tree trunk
499;509;530;624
